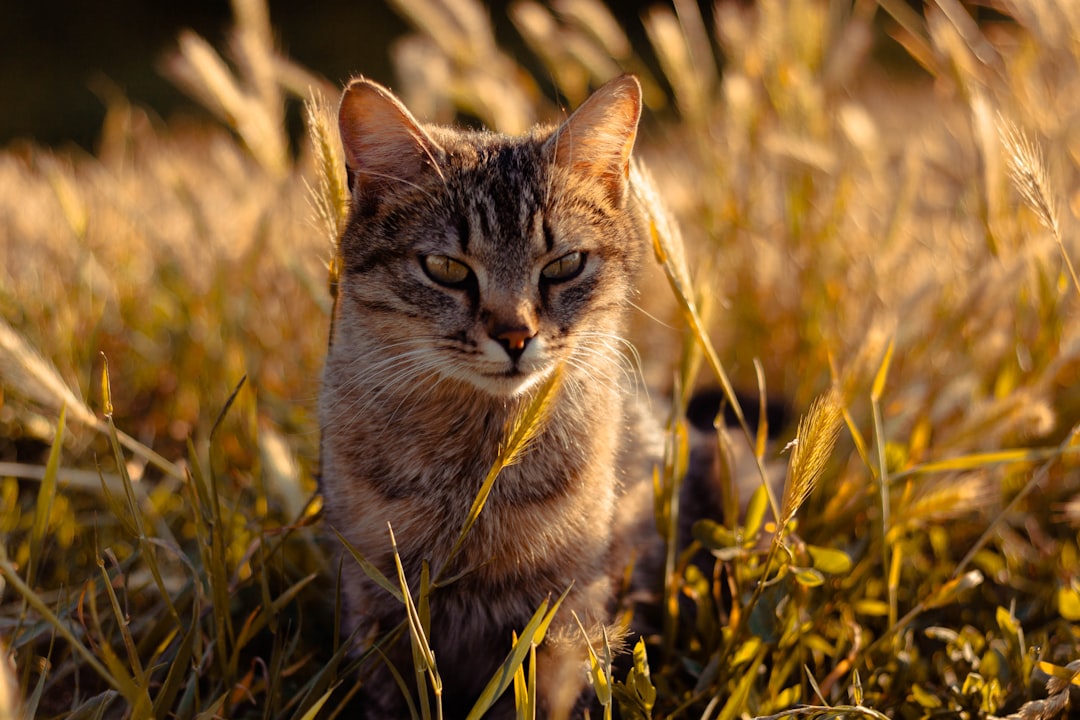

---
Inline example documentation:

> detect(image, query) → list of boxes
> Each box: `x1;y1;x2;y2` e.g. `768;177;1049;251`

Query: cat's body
319;74;673;718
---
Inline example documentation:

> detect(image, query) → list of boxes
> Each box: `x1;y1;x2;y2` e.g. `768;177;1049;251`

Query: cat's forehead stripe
456;214;471;254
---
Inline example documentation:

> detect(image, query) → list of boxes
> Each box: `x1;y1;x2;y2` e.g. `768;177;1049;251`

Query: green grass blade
894;446;1068;478
26;404;65;590
870;337;894;403
389;524;440;718
97;555;147;686
233;573;318;658
870;339;895;629
21;625;55;719
572;612;612;710
445;364;564;571
332;527;403;603
715;645;766;720
531;585;570;646
100;380;181;625
374;646;422;720
293;684;340;720
84;575;153;715
0;549;121;694
152;624;198;718
465;592;565;720
645;216;780;521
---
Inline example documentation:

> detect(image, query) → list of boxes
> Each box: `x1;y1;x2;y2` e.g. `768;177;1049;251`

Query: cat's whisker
333;346;430;397
627;299;676;331
377;357;461;423
326;346;444;426
562;352;625;399
355;168;439;203
571;330;647;395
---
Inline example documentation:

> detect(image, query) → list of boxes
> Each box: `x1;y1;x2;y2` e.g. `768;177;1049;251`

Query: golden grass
3;0;1080;717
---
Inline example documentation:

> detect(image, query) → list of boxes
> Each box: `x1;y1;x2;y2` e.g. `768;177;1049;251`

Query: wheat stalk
780;387;844;527
0;317;98;430
996;115;1079;298
303;89;350;301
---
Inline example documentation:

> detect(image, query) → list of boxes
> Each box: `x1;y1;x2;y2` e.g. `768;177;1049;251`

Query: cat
319;73;682;718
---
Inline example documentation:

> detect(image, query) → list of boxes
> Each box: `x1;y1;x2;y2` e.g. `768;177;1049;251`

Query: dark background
0;0;681;151
3;1;999;152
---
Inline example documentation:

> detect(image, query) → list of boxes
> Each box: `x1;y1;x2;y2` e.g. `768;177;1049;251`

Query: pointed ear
338;77;444;205
545;74;641;206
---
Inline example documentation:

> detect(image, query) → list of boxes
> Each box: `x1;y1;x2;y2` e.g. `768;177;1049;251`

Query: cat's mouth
469;365;552;397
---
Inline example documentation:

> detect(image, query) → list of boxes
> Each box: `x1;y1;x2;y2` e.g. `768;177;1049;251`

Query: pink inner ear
338;79;444;195
549;75;642;200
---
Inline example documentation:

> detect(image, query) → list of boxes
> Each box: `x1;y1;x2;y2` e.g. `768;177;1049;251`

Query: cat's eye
541;252;586;283
421;254;472;286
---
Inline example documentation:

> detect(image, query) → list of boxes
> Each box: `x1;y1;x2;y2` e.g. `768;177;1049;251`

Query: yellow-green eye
421;254;471;286
541;252;586;282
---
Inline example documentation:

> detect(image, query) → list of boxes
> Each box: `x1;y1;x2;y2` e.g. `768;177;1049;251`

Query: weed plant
2;0;1080;717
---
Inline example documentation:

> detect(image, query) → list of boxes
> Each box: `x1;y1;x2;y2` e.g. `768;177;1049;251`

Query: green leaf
911;683;941;708
896;446;1063;478
995;605;1020;635
853;599;889;617
630;637;656;711
100;354;114;416
234;573;318;651
731;636;762;667
807;545;853;575
924;570;984;609
532;585;571;646
0;549;121;695
1057;586;1080;621
743;483;769;539
793;567;825;587
692;519;737;550
961;672;985;694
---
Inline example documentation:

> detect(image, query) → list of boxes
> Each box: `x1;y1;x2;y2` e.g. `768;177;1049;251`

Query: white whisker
356;169;439;203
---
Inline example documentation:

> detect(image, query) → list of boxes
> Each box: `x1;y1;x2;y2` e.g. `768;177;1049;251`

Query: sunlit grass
3;0;1080;717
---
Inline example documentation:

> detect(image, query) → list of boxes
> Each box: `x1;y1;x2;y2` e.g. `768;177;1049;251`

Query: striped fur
320;74;665;718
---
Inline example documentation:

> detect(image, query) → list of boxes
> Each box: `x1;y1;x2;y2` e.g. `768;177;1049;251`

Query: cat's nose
493;327;536;362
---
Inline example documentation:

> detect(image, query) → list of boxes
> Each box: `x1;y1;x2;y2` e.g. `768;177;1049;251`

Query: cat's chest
357;421;587;505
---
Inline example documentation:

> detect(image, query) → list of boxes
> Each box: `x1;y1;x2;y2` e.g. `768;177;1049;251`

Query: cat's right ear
338;78;444;206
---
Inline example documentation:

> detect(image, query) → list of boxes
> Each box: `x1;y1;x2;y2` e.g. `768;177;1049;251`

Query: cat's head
332;74;645;398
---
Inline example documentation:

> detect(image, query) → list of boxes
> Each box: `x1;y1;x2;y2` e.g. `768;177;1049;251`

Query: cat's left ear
338;77;444;207
545;74;642;207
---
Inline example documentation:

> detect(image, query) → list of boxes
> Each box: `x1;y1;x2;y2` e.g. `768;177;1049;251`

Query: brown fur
320;74;667;718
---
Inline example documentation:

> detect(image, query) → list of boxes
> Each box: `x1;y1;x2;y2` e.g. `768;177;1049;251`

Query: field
2;0;1080;717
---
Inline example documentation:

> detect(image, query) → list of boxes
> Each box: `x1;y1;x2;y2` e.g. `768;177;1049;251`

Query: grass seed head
781;388;844;527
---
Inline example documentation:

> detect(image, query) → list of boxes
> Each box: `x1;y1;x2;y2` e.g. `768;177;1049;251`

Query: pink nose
493;327;536;360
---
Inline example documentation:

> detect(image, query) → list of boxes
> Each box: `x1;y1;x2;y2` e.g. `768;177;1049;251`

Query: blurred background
2;0;974;150
3;0;671;149
5;0;1080;715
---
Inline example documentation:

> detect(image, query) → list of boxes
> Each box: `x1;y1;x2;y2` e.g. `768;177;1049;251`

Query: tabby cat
319;73;681;718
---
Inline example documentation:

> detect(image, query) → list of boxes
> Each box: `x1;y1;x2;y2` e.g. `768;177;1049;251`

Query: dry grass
3;0;1080;717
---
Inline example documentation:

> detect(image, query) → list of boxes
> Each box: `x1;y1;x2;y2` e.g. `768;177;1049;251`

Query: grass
3;0;1080;717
